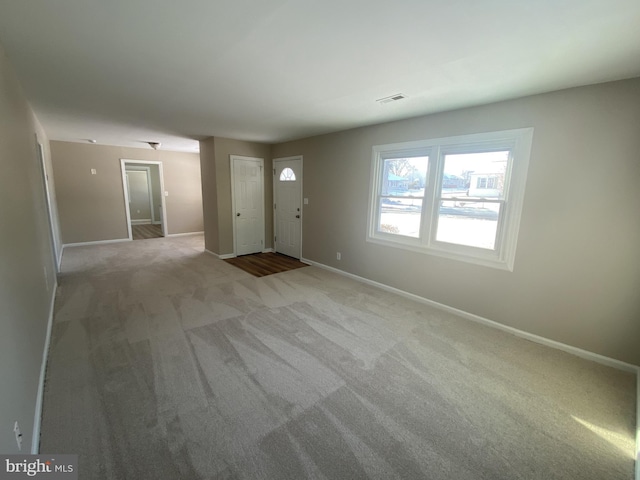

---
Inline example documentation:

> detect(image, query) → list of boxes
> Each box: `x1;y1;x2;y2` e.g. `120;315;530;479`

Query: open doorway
120;159;167;240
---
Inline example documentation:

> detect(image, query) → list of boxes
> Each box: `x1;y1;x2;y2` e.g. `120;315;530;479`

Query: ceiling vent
376;93;407;104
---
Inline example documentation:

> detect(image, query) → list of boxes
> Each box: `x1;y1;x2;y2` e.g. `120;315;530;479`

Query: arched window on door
279;167;296;181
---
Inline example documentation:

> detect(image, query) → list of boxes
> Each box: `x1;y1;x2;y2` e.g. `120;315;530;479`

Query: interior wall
149;166;162;223
0;44;58;453
199;136;272;256
34;125;62;263
51;142;203;243
271;77;640;366
199;137;219;253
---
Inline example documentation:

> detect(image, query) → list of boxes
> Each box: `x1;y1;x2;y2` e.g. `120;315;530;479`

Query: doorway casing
36;139;60;271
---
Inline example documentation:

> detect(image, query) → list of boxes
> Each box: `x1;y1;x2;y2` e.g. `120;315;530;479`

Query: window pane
436;203;501;249
379;197;423;237
436;151;508;249
442;151;509;200
279;167;296;181
381;157;428;196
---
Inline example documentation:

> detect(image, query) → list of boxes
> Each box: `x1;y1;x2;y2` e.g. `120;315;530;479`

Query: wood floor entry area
225;252;309;277
132;224;163;240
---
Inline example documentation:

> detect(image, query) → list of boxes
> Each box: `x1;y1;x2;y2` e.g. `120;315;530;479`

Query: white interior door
232;155;264;256
274;156;302;258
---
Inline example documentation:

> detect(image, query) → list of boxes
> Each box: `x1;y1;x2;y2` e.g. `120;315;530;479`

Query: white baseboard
166;231;204;238
130;219;152;225
205;249;235;260
301;258;638;373
63;238;130;249
262;248;274;253
31;281;57;454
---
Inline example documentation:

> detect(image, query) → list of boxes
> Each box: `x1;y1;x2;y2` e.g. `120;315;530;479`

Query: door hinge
274;203;276;209
274;236;277;242
273;168;276;175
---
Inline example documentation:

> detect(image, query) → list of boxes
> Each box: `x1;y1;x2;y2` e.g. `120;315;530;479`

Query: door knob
236;213;241;216
296;215;300;218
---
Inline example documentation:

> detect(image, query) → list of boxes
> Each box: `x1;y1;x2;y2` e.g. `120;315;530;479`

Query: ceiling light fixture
148;142;161;150
88;139;97;143
376;93;407;104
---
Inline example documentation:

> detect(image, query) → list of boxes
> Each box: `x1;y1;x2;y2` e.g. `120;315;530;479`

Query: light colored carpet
40;234;637;479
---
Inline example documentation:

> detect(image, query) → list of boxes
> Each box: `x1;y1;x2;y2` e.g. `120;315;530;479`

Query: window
377;156;428;237
367;128;533;270
279;167;296;181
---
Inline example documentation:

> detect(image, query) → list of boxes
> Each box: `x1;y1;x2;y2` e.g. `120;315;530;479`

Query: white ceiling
0;0;639;152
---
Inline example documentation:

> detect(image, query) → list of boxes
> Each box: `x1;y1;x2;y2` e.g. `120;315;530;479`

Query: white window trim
366;128;533;271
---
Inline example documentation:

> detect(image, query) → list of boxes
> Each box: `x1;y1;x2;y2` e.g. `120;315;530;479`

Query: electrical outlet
14;422;22;450
336;252;341;260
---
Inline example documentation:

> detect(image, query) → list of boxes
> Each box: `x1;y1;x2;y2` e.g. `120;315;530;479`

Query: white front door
231;155;264;256
274;156;302;259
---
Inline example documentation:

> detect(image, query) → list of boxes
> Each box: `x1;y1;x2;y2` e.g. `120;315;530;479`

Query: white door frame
120;159;168;239
230;155;265;256
35;139;60;271
273;155;303;258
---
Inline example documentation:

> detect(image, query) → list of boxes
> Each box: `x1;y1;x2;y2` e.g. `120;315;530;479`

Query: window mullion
422;147;441;246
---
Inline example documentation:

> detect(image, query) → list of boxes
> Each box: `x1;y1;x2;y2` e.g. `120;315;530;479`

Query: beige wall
51;142;203;243
272;78;640;366
199;136;272;255
148;165;162;223
0;44;58;453
199;137;220;253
